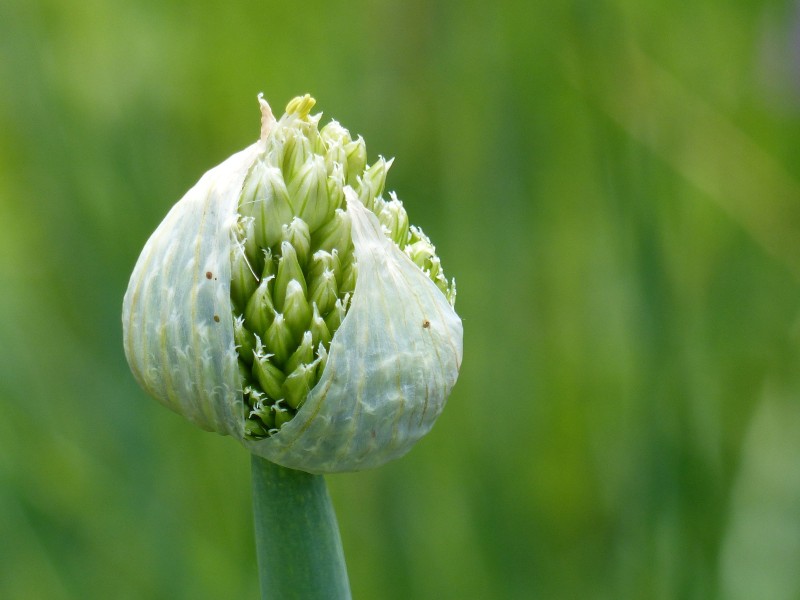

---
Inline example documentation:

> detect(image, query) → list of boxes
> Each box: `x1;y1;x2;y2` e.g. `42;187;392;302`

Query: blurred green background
3;0;800;598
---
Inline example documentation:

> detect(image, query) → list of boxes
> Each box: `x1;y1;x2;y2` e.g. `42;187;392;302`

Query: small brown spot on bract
422;319;430;329
213;315;220;323
206;271;213;279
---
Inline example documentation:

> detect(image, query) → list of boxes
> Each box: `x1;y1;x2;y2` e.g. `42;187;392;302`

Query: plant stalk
251;455;351;600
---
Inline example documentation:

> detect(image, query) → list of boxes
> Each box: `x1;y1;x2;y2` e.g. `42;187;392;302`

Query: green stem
251;455;351;600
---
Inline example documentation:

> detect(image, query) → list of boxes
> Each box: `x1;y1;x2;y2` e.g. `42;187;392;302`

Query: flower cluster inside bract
231;95;455;439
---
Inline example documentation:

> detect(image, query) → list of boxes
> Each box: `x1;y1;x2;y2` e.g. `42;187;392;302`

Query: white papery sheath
123;142;263;438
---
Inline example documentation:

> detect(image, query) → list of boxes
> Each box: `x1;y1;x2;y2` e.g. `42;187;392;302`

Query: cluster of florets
230;95;455;439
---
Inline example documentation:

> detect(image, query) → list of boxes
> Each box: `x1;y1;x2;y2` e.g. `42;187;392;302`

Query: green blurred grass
3;0;800;598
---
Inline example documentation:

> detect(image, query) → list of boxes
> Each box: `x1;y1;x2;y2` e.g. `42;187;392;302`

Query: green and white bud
245;414;269;438
357;157;393;211
326;162;345;211
309;303;332;350
273;401;292;429
231;239;258;313
319;119;351;148
282;279;312;336
234;315;257;364
123;94;462;473
281;217;311;268
285;331;315;375
378;192;410;246
259;248;276;282
323;295;349;335
240;162;294;250
311;208;352;256
288;154;330;232
244;276;275;339
404;239;436;273
282;363;317;410
252;342;286;401
344;136;367;186
281;131;312;178
249;393;276;430
308;267;338;316
308;250;341;285
265;312;294;366
339;259;357;296
323;141;347;176
278;96;318;175
403;224;453;300
274;242;306;311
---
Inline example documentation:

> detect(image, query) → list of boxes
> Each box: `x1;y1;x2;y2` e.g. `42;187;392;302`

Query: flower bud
245;415;269;438
278;95;319;173
232;215;262;274
282;363;317;410
288;154;330;232
122;94;462;473
273;242;306;311
282;279;312;336
244;276;275;340
285;331;314;374
265;312;294;366
308;250;341;285
252;344;286;401
231;240;258;313
308;268;338;316
281;217;311;268
249;393;276;430
279;129;308;176
339;260;357;296
234;315;257;364
344;136;366;186
326;162;345;211
273;401;292;429
357;157;392;211
311;209;352;256
378;192;410;246
320;120;352;147
260;247;276;282
239;162;294;250
309;303;332;350
405;239;436;273
324;295;349;334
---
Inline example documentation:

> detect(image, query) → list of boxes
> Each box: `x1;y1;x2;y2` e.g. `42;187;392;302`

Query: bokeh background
3;0;800;598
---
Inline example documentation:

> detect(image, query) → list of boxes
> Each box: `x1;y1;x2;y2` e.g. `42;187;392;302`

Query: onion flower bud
122;94;463;473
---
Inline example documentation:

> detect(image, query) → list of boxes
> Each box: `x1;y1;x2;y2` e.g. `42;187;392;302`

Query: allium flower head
123;94;462;473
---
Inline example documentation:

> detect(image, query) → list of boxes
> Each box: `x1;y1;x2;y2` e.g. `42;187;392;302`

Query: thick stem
251;455;351;600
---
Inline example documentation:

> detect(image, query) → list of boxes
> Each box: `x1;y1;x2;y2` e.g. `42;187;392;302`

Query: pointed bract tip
258;93;276;141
